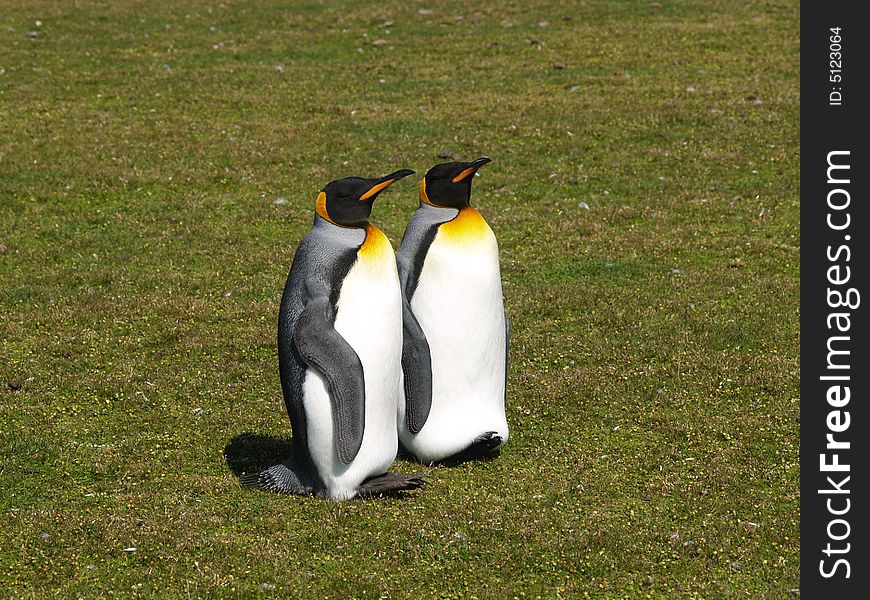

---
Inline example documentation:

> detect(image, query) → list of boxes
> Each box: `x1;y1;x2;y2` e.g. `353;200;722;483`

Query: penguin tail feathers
357;472;427;498
240;461;310;495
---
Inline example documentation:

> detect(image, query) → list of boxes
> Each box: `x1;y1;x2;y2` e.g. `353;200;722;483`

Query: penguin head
316;169;415;227
420;156;492;209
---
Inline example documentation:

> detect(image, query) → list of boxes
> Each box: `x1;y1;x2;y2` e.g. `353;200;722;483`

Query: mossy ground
1;0;798;597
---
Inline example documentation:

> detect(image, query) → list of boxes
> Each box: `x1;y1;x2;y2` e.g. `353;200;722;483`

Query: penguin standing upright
396;157;509;464
247;169;424;500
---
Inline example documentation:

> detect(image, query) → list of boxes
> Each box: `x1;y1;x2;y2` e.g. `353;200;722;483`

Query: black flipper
357;472;427;498
396;252;434;434
438;431;503;466
293;283;365;465
401;297;433;434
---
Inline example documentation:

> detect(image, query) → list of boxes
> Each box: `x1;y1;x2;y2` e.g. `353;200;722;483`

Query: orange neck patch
438;206;490;243
315;191;337;225
359;223;392;260
419;179;436;206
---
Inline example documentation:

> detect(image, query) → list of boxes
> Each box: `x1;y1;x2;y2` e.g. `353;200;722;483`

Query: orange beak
451;156;492;183
359;168;416;201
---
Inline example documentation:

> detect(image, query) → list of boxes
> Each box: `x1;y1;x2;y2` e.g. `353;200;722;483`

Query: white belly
303;251;402;500
400;232;509;463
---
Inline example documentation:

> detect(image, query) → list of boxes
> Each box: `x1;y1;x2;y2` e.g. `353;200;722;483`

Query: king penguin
246;169;425;500
396;157;509;464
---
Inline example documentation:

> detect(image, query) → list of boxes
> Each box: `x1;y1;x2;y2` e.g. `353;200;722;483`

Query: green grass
1;0;799;596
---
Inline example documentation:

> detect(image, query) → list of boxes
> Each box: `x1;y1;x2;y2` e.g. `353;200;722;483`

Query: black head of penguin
420;156;492;209
317;169;415;227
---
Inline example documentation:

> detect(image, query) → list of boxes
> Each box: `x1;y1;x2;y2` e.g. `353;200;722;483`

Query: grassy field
1;0;799;596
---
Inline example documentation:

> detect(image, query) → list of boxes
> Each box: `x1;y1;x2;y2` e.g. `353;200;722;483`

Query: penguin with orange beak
396;157;510;464
247;169;426;500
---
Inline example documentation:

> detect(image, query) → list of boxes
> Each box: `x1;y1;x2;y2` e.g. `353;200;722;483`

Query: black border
800;4;868;596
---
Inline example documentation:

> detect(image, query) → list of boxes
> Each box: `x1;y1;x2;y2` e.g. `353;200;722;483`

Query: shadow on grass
227;432;498;483
397;442;502;468
223;432;292;480
225;433;427;499
436;449;501;468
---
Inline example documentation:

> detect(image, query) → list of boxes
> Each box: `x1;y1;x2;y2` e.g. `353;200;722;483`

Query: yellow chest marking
438;207;492;244
358;223;393;261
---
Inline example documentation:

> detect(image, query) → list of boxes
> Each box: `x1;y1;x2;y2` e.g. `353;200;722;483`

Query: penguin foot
357;472;427;498
438;431;503;467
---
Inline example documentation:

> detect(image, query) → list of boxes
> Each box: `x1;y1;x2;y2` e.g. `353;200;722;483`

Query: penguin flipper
401;298;433;434
396;252;433;434
294;294;365;465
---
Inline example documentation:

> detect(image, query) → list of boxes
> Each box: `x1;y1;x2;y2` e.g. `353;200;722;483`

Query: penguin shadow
226;433;501;477
224;432;292;480
397;442;502;468
224;434;429;498
433;448;502;468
